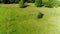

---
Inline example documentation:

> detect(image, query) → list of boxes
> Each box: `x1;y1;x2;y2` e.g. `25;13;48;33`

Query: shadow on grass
37;12;44;19
21;5;29;8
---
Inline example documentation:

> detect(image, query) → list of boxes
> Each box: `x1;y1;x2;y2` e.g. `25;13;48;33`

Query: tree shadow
21;5;29;8
37;4;44;7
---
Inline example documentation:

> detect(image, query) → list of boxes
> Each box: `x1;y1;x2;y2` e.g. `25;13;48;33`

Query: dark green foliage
35;0;60;8
44;0;55;8
44;0;60;8
27;0;35;3
9;0;15;3
4;0;10;4
35;0;43;7
15;0;20;3
54;0;60;7
0;0;20;3
19;0;25;8
0;0;60;8
0;0;3;3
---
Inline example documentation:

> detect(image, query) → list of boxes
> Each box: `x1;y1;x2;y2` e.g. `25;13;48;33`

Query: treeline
0;0;60;8
0;0;20;3
19;0;60;8
0;0;35;4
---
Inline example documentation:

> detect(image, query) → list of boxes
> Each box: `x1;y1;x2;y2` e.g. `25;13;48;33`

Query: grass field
0;3;60;34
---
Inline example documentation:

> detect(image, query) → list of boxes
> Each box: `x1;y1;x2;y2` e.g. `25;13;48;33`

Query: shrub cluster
0;0;60;8
35;0;60;8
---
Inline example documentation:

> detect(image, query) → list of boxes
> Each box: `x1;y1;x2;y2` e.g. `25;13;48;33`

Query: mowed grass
0;3;60;34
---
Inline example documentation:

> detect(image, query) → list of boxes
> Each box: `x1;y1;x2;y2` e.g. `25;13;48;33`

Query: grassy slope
0;3;60;34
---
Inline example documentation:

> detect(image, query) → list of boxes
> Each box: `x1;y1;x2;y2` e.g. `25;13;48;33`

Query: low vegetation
0;0;60;34
0;3;60;34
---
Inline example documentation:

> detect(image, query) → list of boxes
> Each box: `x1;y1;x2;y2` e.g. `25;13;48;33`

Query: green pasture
0;3;60;34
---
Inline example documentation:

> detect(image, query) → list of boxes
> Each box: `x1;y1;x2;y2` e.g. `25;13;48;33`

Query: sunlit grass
0;3;60;34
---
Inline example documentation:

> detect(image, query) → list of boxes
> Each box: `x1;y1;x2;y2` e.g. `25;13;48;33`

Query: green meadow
0;3;60;34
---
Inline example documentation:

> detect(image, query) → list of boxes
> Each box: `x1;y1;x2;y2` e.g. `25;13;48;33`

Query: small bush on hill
19;0;25;8
35;0;43;7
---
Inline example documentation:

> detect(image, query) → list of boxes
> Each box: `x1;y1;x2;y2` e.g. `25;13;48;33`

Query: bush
19;0;25;8
54;0;60;7
36;0;60;8
44;0;59;8
45;3;54;8
35;0;43;7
